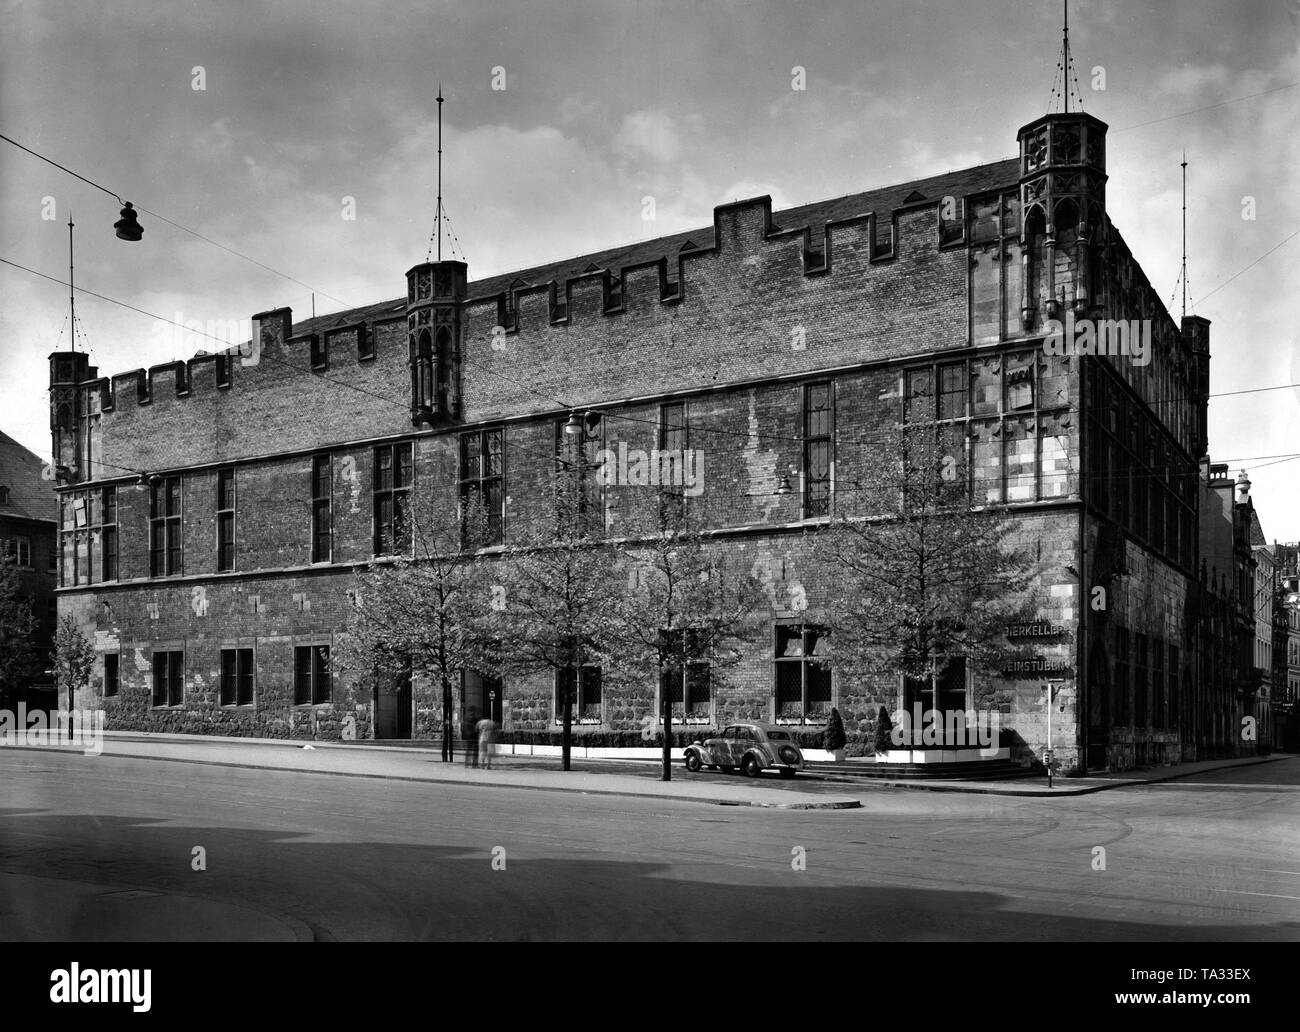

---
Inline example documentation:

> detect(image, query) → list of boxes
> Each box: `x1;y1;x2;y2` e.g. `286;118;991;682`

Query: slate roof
286;157;1021;339
0;429;57;525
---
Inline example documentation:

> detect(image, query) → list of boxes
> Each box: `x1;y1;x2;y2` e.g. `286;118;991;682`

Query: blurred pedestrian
477;716;496;770
463;709;480;768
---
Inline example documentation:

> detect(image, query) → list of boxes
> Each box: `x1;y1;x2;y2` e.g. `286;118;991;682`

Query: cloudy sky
1;0;1297;532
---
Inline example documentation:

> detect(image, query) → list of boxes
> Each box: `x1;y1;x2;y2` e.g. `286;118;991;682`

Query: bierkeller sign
1001;616;1072;677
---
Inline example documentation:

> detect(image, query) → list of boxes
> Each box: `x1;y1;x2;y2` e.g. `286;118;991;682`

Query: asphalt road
1;749;1297;941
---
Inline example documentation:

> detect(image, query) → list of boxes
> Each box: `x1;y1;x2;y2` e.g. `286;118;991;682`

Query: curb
10;744;862;810
844;753;1293;796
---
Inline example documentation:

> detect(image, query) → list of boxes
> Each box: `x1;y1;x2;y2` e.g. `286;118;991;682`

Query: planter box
883;747;1011;764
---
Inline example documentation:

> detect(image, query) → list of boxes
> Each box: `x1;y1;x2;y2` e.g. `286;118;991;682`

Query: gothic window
435;327;454;417
373;443;413;556
659;402;689;521
803;383;833;518
150;476;183;577
311;454;332;563
460;428;505;546
216;468;235;572
554;415;604;538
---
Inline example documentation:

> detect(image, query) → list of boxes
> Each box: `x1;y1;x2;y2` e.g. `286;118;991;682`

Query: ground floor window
901;656;969;716
151;650;184;707
659;629;711;722
774;624;831;724
294;645;331;705
103;653;119;697
220;648;255;706
556;663;602;724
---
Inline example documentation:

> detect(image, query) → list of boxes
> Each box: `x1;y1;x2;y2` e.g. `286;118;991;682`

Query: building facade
0;429;59;712
53;105;1247;772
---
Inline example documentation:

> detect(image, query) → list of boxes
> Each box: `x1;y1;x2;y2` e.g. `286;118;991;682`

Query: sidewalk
31;731;863;810
17;730;1292;802
800;752;1294;796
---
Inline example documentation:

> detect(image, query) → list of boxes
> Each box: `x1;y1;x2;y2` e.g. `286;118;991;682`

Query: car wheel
742;755;762;778
720;765;734;774
779;768;797;779
684;751;702;773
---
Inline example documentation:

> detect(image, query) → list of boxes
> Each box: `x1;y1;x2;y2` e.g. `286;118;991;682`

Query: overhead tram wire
1112;81;1300;133
0;131;356;313
0;257;415;418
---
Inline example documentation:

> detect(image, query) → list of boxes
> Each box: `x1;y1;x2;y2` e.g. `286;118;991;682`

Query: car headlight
778;745;799;764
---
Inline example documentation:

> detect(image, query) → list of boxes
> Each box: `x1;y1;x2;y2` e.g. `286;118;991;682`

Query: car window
765;730;791;741
734;727;753;741
720;726;736;739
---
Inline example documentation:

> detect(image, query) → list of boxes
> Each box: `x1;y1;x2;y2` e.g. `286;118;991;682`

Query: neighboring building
53;101;1225;772
1274;542;1299;750
0;428;59;712
1246;504;1276;747
1194;462;1257;757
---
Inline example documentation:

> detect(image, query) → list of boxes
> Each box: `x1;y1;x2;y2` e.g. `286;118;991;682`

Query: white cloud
613;110;682;165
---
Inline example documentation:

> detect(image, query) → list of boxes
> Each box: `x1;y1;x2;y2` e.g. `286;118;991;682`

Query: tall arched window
435;327;453;417
1022;204;1047;327
414;328;434;420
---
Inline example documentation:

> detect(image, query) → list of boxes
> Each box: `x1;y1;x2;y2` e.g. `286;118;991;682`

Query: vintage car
683;722;805;778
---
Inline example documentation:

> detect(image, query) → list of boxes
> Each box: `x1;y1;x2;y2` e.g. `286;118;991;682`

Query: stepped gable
0;429;57;522
283;157;1020;338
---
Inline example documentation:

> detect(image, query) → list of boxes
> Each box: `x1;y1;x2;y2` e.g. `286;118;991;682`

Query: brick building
0;428;58;712
53;105;1240;772
1196;463;1262;756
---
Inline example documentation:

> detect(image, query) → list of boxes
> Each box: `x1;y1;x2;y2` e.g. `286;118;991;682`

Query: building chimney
1235;469;1251;504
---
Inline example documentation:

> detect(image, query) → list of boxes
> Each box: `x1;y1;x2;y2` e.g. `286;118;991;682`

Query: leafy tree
816;419;1038;729
0;552;40;709
604;499;762;780
485;430;621;771
53;614;94;708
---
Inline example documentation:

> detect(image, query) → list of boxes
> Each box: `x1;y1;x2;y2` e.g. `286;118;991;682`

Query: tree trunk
561;678;572;771
441;674;453;763
661;682;672;782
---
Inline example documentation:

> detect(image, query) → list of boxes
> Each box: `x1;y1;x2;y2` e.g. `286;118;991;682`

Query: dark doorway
374;664;412;739
463;669;503;727
1087;637;1110;770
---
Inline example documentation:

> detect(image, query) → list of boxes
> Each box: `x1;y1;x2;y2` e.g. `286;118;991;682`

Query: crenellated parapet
463;191;941;342
53;161;1026;478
